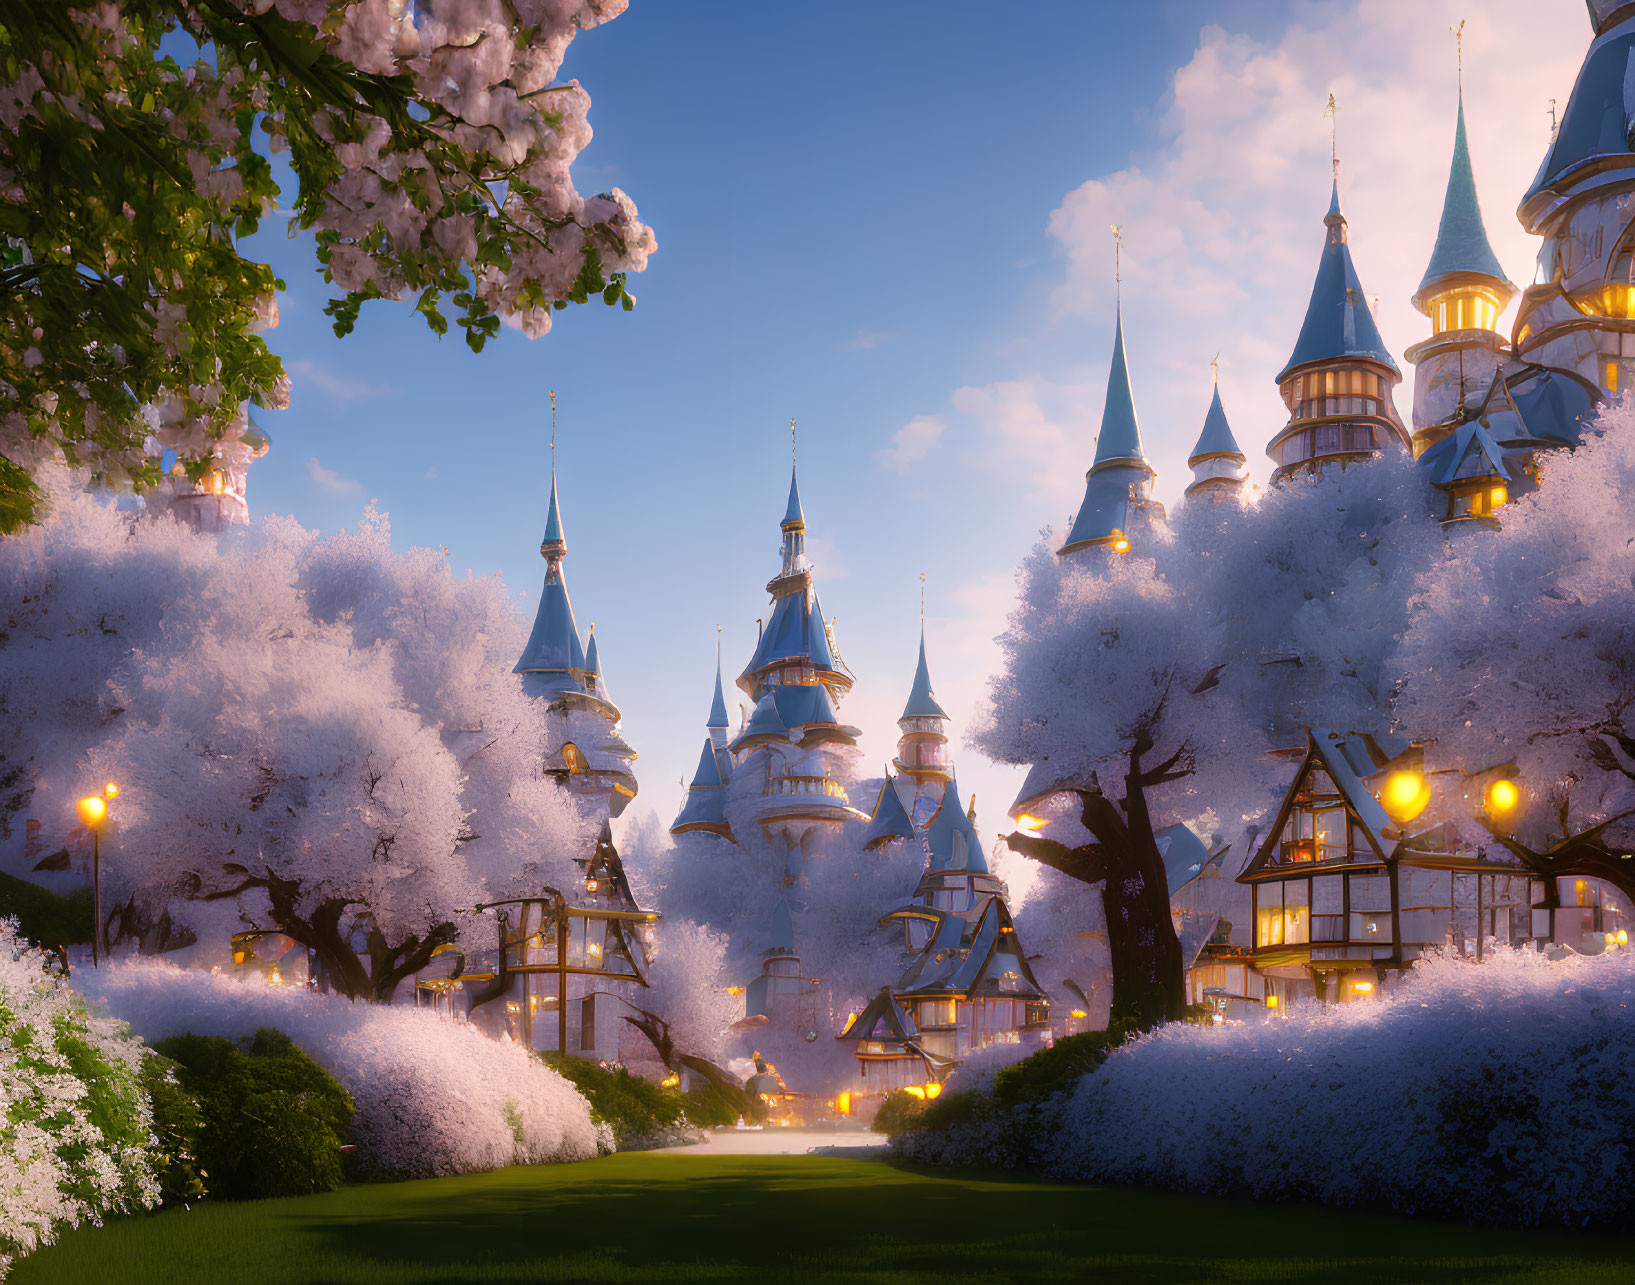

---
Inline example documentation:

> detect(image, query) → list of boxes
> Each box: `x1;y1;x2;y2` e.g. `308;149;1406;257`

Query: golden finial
1210;351;1221;384
1324;93;1339;181
790;417;797;470
919;571;926;625
1109;225;1124;299
549;389;557;475
1548;97;1558;143
1451;19;1465;95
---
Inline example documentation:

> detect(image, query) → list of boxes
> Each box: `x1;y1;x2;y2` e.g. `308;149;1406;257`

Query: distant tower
1513;2;1635;398
1406;87;1515;456
1185;375;1248;504
513;459;638;817
165;416;270;532
1268;181;1407;483
894;623;952;824
1059;308;1162;555
671;644;736;843
730;448;864;867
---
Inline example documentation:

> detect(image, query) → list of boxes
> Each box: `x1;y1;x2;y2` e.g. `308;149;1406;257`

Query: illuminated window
1607;361;1620;393
562;743;586;774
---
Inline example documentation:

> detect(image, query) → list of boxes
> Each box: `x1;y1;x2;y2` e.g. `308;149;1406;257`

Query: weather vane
919;571;926;624
1325;93;1339;182
1451;19;1465;94
790;417;797;469
549;389;557;473
1110;224;1124;299
1549;97;1558;142
1210;351;1221;383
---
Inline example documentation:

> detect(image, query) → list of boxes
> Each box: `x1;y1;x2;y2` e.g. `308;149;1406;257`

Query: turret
1059;309;1162;556
1406;92;1516;455
671;643;737;842
1268;181;1407;483
1512;4;1635;398
896;627;951;813
1185;379;1248;504
515;461;638;817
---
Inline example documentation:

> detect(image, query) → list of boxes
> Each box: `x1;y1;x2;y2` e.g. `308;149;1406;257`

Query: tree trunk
1005;734;1189;1033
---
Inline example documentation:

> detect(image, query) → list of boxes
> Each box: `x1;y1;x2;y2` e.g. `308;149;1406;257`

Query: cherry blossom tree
977;453;1447;1028
0;471;592;999
1394;406;1635;904
0;0;655;530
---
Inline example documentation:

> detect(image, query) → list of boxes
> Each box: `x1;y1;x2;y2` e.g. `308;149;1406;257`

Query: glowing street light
75;782;118;968
1379;770;1431;825
1484;777;1523;823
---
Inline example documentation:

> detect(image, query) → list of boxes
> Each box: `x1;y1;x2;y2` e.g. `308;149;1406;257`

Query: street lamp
75;783;117;967
1379;770;1431;825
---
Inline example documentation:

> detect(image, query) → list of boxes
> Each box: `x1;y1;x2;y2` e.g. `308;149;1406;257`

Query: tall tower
894;625;951;824
1268;182;1407;483
731;455;864;863
1513;2;1635;397
1406;91;1515;455
513;464;638;817
1059;309;1162;556
1184;377;1248;504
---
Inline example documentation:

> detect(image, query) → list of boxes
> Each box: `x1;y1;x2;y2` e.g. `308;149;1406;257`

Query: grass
14;1152;1635;1284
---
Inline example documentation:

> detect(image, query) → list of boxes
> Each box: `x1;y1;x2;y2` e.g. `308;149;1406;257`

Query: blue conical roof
1521;20;1635;217
782;468;804;528
1417;97;1511;300
707;652;729;729
1276;182;1399;383
1092;309;1147;469
1188;383;1244;464
584;628;601;676
541;472;566;556
862;775;918;850
901;629;948;720
686;737;724;790
925;777;986;874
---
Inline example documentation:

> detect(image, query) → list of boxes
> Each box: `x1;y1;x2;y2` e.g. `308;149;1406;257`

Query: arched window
562;743;587;775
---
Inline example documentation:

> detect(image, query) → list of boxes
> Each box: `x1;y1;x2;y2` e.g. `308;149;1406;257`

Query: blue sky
243;0;1588;840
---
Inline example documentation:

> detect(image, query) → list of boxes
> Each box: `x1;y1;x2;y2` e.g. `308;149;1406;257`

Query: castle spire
1059;299;1160;556
1185;372;1248;504
1267;174;1407;483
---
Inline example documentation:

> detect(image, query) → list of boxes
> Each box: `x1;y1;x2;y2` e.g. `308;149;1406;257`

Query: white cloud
922;2;1586;509
876;414;948;471
306;457;363;494
287;359;401;403
843;329;891;351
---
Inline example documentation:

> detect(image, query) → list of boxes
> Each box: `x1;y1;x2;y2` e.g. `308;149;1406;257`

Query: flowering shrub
83;960;598;1177
909;948;1635;1227
0;922;158;1277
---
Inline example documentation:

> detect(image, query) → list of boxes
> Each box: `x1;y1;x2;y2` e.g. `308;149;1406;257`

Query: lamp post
74;783;117;967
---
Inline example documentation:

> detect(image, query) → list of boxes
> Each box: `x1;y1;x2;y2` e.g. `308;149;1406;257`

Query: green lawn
15;1152;1633;1284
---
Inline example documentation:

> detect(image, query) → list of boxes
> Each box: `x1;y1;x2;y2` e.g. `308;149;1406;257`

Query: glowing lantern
75;794;108;828
1265;995;1279;1010
1619;930;1629;947
1014;813;1047;835
1110;529;1130;554
661;1072;681;1089
923;1083;942;1099
1379;770;1431;824
103;782;119;799
1353;980;1374;994
903;1085;926;1100
834;1092;851;1116
1070;1009;1088;1019
203;467;226;496
1484;777;1522;819
585;878;600;894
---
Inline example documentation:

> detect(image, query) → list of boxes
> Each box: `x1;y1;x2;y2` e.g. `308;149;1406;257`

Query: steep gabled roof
1238;728;1394;882
836;989;919;1045
671;738;735;841
1420;419;1512;487
1276;182;1399;383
